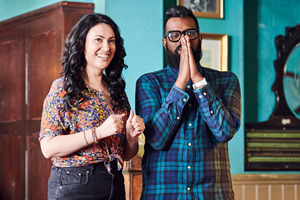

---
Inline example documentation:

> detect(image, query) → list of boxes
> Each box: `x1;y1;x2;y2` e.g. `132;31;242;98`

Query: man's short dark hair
164;5;200;35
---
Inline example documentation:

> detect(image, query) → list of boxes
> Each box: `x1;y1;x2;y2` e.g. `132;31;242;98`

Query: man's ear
198;34;202;44
162;38;167;49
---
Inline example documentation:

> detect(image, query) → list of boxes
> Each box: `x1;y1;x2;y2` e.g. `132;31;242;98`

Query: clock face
283;43;300;119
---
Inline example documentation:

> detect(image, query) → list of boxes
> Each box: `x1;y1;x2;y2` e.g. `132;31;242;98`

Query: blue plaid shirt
136;65;241;200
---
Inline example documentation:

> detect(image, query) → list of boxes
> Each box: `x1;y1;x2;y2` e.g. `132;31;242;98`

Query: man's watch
192;78;207;90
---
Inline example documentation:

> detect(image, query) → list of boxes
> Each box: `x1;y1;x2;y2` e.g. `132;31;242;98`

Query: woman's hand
96;114;125;139
126;110;145;142
123;110;145;160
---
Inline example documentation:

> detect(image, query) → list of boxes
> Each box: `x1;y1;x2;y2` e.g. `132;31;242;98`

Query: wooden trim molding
232;174;300;200
232;174;300;184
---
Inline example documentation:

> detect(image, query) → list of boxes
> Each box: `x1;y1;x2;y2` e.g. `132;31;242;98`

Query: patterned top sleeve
39;78;66;140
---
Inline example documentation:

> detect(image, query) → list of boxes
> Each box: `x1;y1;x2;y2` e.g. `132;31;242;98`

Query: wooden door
0;21;26;200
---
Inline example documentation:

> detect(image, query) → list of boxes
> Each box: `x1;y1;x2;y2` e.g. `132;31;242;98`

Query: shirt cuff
193;84;215;110
164;85;189;109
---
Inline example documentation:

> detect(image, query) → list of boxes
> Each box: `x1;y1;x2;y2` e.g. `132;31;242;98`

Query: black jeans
48;162;125;200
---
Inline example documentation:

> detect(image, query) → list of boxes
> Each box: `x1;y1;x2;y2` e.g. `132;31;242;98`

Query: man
136;5;241;200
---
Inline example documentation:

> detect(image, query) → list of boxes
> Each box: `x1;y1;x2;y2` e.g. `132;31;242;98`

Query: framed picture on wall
178;0;224;19
201;33;228;71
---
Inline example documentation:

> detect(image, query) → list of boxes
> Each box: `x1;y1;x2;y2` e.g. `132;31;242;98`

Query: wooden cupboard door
27;28;60;121
0;34;26;200
0;39;24;122
26;26;61;134
26;132;52;200
0;136;24;200
25;28;61;200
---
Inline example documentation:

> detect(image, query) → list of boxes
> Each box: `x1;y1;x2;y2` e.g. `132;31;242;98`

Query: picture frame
178;0;224;19
201;33;228;71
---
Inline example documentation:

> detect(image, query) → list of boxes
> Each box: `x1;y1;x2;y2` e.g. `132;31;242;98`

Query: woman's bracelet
94;127;99;141
92;128;98;144
83;130;89;146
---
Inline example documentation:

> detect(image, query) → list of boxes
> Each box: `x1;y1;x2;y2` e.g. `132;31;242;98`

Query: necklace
86;85;102;93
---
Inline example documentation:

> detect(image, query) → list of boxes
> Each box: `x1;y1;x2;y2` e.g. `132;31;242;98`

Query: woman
39;13;145;200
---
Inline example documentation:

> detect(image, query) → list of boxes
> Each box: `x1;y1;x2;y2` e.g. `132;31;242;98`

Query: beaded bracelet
92;128;98;144
83;130;89;146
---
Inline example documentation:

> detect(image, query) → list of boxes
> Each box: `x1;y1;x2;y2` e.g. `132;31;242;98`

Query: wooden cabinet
0;2;94;199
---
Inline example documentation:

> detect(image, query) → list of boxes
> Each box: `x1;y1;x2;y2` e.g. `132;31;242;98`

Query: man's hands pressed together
175;35;205;91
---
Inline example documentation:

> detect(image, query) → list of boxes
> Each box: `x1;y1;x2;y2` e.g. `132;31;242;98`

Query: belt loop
90;164;95;175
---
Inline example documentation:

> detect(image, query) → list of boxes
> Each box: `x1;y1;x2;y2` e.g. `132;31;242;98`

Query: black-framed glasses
165;29;199;42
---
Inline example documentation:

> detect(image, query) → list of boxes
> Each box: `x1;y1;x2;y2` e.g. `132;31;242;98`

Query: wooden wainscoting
232;174;300;200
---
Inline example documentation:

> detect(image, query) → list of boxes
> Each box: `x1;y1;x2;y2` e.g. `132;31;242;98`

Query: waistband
51;162;118;174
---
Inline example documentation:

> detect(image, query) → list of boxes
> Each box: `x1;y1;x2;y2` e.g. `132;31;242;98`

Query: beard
165;42;202;69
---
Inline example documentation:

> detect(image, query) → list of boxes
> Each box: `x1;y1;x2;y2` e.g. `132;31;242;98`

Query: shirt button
203;92;207;96
188;143;192;146
189;123;192;126
199;95;202;99
189;104;192;107
177;116;180;120
187;166;191;169
183;98;186;102
210;111;213;114
187;85;191;88
187;187;191;191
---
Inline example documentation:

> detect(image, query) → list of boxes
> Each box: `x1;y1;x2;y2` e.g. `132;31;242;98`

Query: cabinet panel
27;31;60;120
27;132;52;200
0;40;24;122
0;136;24;200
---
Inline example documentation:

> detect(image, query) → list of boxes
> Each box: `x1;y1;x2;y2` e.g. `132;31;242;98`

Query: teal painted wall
245;0;300;123
244;0;300;174
257;0;300;122
1;0;299;175
105;0;164;113
0;0;99;21
0;0;107;20
106;0;245;174
105;0;245;174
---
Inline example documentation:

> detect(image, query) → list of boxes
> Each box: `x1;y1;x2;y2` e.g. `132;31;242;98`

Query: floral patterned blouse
39;77;129;173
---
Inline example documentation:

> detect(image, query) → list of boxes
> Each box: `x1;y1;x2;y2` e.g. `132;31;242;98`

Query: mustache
175;45;182;54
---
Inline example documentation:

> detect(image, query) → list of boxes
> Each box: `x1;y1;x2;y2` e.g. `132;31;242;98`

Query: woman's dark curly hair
61;13;129;112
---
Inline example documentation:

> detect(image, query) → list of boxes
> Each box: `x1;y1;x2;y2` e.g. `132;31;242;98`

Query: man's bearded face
165;42;202;69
